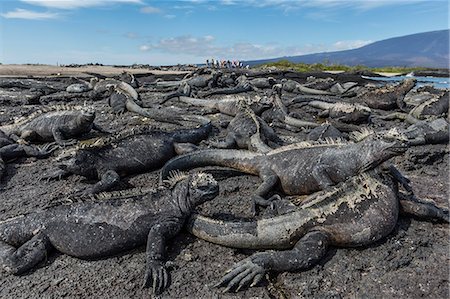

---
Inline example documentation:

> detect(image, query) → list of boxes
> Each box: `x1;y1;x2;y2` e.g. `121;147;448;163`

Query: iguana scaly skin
48;122;212;195
161;131;407;213
0;106;107;146
0;172;219;295
187;169;448;292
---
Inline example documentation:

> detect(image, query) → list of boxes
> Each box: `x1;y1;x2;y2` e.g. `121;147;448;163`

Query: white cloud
20;0;143;10
332;40;372;50
139;34;372;60
1;8;59;20
140;6;162;14
164;14;176;19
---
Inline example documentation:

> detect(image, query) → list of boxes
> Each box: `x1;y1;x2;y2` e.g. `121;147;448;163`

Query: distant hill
247;30;449;69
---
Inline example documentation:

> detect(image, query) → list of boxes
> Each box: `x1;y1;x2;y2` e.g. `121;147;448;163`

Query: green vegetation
257;60;431;73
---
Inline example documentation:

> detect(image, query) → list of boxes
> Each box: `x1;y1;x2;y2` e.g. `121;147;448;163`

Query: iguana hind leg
87;170;121;194
399;193;449;223
0;232;52;275
216;230;331;292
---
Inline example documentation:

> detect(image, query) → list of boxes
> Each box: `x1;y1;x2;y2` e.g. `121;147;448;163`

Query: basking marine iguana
46;122;212;195
107;85;185;124
0;105;107;146
0;171;219;295
210;103;281;153
161;130;407;213
357;78;416;110
177;94;273;116
0;130;56;180
187;168;448;292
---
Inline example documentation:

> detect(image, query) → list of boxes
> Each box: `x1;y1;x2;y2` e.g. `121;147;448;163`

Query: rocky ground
0;66;448;299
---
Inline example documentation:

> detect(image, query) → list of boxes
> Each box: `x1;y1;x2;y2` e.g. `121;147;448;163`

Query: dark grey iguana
357;78;416;110
379;91;449;124
46;122;212;195
382;119;449;146
0;171;219;295
0;130;57;180
0;105;108;146
177;94;272;116
161;130;407;213
210;103;282;153
291;97;372;124
107;85;185;124
187;168;448;292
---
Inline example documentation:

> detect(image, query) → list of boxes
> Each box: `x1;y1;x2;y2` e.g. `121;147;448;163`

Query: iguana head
165;171;219;213
58;150;97;178
79;107;96;125
352;130;407;172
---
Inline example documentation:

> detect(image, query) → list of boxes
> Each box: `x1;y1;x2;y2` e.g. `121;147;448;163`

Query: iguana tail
296;84;335;96
171;122;213;144
160;149;261;182
187;212;308;249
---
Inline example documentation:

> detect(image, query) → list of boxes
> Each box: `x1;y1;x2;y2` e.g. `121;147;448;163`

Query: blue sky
1;0;448;65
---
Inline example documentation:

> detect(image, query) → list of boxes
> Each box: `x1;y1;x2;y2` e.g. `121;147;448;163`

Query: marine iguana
382;119;449;146
0;105;107;146
279;79;335;95
0;130;57;180
209;103;281;153
0;171;219;295
177;94;272;116
46;122;212;195
291;97;372;124
200;81;254;97
107;85;184;124
268;91;362;133
380;91;449;124
187;168;448;292
161;130;407;213
357;78;416;110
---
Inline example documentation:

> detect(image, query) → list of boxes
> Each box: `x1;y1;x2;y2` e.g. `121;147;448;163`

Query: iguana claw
143;261;170;295
216;256;266;292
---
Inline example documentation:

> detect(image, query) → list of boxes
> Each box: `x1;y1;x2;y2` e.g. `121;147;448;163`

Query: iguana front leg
312;164;334;189
252;170;279;215
209;134;237;149
143;221;183;295
84;170;120;195
52;127;77;146
0;232;52;275
0;143;58;159
399;193;449;223
216;230;331;292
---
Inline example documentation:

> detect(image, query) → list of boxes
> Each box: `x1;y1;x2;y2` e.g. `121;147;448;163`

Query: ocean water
362;75;450;89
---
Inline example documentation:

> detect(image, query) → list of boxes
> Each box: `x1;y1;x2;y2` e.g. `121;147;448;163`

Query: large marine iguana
187;168;448;292
0;105;107;146
46;122;212;195
161;130;407;213
0;171;219;295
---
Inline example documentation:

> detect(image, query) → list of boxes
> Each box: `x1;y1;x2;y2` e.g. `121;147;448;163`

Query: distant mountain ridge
247;30;449;69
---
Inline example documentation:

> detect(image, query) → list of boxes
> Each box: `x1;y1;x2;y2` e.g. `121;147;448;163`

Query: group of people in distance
206;58;247;69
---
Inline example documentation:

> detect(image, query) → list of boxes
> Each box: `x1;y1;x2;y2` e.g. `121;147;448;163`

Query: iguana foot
251;194;280;216
57;139;78;147
143;260;170;295
40;168;70;181
36;143;59;157
215;254;266;292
